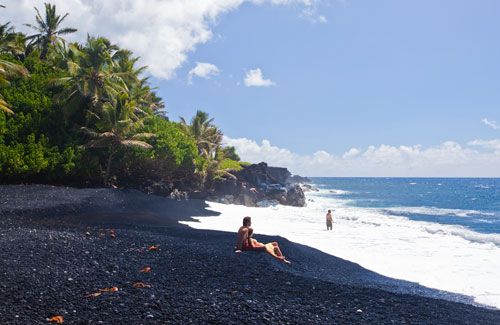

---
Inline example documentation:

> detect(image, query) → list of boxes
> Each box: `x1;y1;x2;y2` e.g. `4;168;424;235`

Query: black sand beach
1;185;499;324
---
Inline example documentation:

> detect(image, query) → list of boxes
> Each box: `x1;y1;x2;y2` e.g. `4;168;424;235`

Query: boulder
283;184;306;207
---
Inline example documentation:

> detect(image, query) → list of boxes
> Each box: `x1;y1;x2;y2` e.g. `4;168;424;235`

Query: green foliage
0;6;241;191
219;158;244;171
220;146;240;161
0;133;79;179
0;53;80;182
144;116;198;170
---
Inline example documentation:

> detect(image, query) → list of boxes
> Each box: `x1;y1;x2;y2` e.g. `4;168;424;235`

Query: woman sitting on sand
235;216;291;264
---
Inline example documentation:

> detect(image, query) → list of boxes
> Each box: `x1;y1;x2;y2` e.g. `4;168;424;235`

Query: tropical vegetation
0;3;243;193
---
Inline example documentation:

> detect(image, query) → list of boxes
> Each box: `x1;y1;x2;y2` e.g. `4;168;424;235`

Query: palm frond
80;126;100;138
131;132;156;140
120;140;152;149
84;138;114;148
57;27;77;35
0;59;29;77
0;98;14;114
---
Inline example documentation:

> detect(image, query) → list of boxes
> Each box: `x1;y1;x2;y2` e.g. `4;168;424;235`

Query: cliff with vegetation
0;3;258;199
0;3;308;206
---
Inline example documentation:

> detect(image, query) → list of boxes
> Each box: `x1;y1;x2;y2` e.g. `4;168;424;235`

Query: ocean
182;178;500;309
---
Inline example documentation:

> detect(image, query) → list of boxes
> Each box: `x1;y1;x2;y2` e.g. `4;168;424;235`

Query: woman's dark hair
328;210;331;213
243;216;251;226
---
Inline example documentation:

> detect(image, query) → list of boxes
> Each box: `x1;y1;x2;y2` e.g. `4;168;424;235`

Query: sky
4;0;500;176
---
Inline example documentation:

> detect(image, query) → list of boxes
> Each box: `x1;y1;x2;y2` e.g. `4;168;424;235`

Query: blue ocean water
311;178;500;235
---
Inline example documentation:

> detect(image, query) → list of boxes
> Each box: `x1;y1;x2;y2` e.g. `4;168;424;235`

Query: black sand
1;185;499;324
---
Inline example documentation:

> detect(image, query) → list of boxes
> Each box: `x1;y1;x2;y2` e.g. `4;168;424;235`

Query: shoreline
1;184;499;324
186;185;500;309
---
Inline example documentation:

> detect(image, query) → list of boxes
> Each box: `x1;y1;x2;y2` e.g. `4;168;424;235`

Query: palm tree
81;93;154;185
0;23;29;114
0;60;29;114
180;110;225;188
0;23;27;60
52;36;127;123
25;3;77;60
180;110;222;158
130;78;166;116
111;49;165;116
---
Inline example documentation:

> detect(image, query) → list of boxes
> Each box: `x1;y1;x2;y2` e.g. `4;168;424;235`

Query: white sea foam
383;206;495;218
181;193;500;309
327;189;351;195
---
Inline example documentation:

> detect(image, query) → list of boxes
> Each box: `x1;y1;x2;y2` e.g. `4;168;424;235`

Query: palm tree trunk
40;40;48;60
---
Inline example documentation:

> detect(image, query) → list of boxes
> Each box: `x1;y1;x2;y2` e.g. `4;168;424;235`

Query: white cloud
223;137;500;177
244;68;276;87
481;118;499;130
5;0;323;79
301;6;328;23
468;139;500;152
188;62;220;83
342;147;360;158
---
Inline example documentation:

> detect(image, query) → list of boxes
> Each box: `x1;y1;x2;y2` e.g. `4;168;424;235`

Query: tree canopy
0;3;245;192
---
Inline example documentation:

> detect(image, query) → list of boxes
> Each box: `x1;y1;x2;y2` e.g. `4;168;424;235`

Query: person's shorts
326;220;333;228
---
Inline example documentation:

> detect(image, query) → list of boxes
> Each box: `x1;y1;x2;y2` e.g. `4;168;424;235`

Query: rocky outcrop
283;184;306;206
209;162;308;207
288;174;311;184
267;166;292;185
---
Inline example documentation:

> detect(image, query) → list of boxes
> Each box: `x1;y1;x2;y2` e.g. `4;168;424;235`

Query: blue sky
156;0;500;155
7;0;500;176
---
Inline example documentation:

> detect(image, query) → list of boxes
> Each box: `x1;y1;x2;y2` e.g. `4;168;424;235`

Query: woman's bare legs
265;243;291;264
271;242;284;257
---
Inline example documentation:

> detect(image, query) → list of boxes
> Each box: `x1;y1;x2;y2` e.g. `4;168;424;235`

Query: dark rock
283;185;306;207
209;162;307;207
188;191;208;200
267;167;292;185
235;162;284;187
288;175;311;184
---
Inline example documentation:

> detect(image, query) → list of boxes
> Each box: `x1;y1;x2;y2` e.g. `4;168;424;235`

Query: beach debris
108;229;116;239
132;281;151;289
100;287;119;293
356;309;363;313
85;287;119;298
85;231;91;237
85;292;102;298
139;267;152;273
47;315;64;323
148;245;159;252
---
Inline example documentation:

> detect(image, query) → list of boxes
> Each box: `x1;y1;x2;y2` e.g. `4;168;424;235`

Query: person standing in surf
326;210;333;230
